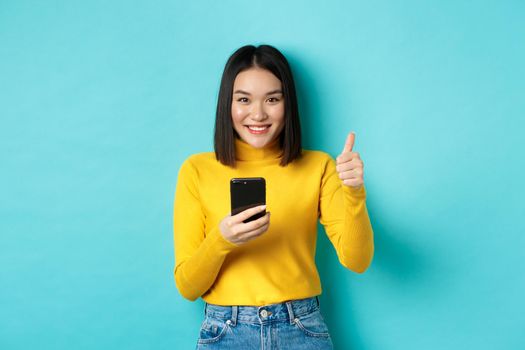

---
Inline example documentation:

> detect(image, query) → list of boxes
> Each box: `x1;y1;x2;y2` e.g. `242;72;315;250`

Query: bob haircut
214;45;302;167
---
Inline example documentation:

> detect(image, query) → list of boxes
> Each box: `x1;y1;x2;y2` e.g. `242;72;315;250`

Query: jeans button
260;309;268;318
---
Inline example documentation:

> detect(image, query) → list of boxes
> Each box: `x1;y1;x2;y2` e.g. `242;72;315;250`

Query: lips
245;125;271;134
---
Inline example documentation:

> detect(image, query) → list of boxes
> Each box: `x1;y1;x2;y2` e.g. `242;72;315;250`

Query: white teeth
248;125;269;131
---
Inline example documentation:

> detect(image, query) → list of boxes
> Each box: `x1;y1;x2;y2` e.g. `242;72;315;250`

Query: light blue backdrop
1;1;524;349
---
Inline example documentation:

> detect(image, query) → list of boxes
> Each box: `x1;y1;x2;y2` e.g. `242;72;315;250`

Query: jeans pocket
293;310;331;338
197;316;230;344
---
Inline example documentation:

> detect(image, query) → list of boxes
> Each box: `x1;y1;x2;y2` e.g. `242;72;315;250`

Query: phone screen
230;177;266;223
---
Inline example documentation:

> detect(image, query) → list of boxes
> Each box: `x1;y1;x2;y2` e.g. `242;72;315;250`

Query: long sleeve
318;156;374;273
173;158;237;301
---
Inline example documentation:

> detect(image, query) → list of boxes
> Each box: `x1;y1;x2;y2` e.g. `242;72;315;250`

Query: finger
235;212;271;234
243;210;270;228
336;159;362;173
233;205;266;223
336;151;360;164
240;222;270;242
338;169;363;180
342;132;355;153
343;178;363;188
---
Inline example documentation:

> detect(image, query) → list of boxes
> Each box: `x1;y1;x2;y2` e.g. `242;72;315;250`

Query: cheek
272;105;285;124
231;106;248;134
231;105;246;123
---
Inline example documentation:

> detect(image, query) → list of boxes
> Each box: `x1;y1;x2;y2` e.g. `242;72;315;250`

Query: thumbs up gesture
336;132;364;189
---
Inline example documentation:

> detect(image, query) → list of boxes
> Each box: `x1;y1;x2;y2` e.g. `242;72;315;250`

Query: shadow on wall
315;204;438;350
289;49;442;349
286;52;324;151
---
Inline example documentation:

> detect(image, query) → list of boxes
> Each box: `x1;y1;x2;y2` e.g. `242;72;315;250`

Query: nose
251;102;268;121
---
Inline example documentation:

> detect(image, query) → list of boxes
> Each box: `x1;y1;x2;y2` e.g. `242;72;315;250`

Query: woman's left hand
336;131;364;189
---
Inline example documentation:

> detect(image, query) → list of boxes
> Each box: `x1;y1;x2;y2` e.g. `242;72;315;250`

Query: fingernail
261;205;267;210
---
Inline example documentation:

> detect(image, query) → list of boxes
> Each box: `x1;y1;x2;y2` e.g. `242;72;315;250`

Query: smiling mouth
246;125;271;131
245;124;271;134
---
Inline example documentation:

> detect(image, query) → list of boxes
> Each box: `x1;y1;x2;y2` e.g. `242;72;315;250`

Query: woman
173;44;374;349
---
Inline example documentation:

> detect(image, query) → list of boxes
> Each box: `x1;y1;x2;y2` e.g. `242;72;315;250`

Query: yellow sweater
173;136;374;306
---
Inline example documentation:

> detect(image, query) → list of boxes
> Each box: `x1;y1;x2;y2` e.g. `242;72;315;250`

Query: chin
243;134;274;148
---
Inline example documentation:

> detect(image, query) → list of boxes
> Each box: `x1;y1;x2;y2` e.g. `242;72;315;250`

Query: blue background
1;1;524;349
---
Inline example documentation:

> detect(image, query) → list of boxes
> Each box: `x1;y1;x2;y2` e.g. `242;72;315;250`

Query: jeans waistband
204;296;320;325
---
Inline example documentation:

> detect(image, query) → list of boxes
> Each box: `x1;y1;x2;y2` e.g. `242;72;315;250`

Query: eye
267;97;281;103
237;97;249;103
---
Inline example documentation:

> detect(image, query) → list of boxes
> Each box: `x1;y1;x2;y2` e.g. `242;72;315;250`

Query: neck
234;136;282;161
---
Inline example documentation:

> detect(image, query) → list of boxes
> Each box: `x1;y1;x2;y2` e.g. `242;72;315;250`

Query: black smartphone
230;177;266;223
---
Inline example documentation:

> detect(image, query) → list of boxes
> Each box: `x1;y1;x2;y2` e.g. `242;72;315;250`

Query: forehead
233;68;282;91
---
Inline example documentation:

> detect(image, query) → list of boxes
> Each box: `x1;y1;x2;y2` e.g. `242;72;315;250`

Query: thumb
342;132;355;153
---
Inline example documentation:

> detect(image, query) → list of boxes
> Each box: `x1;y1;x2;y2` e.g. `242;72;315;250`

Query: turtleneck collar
234;136;282;162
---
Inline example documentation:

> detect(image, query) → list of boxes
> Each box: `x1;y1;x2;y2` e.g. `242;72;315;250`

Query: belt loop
315;296;320;307
204;302;208;316
285;301;295;324
231;306;238;326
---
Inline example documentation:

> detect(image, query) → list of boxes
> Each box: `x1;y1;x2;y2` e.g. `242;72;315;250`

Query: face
231;68;285;148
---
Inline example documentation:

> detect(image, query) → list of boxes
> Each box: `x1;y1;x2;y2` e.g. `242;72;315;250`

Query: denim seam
197;321;230;344
294;318;331;338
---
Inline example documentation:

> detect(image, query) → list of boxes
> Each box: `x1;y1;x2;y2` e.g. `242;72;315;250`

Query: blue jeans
196;296;334;349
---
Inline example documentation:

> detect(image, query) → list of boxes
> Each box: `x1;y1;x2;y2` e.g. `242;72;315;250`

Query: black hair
214;44;302;167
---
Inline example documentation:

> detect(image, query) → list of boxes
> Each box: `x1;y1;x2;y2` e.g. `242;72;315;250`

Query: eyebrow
233;89;283;95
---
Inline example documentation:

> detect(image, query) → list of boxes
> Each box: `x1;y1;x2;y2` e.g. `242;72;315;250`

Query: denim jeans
196;296;334;349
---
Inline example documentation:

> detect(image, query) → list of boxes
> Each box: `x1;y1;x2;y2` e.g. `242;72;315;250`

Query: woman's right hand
219;205;270;245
